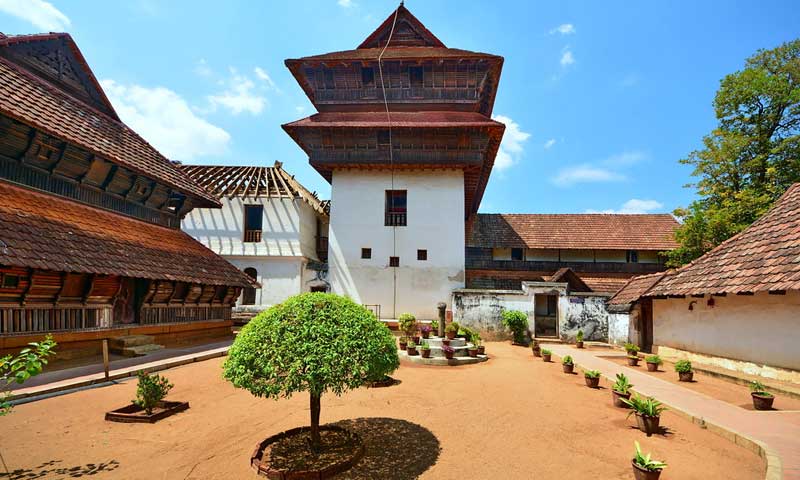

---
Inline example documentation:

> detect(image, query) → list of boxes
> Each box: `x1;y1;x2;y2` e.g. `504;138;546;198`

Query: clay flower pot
562;363;574;374
612;390;631;408
542;353;552;362
635;413;660;437
533;348;541;357
444;350;455;359
407;346;418;356
412;336;421;344
421;331;430;339
446;331;456;340
627;356;640;366
585;376;600;388
751;392;775;410
421;349;431;358
468;348;478;358
646;362;659;372
576;341;584;349
632;461;663;480
678;371;694;382
399;342;407;351
477;346;485;355
442;339;451;347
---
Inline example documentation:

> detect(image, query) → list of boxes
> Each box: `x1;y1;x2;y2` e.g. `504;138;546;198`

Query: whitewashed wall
451;289;533;338
224;257;305;308
328;169;465;320
652;291;800;371
608;312;631;346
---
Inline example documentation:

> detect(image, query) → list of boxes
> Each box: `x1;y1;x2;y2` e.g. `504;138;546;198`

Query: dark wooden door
640;298;654;353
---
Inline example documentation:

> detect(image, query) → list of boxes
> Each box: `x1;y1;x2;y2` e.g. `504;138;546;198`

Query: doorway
242;267;258;305
640;298;654;353
534;293;559;337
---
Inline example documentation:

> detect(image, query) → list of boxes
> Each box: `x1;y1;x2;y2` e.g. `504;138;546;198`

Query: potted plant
467;343;478;357
442;344;455;360
445;323;459;340
398;336;408;351
611;373;633;408
541;348;552;362
501;310;529;345
584;369;601;388
575;329;584;349
442;338;451;347
645;355;662;372
531;339;541;357
632;441;667;480
562;355;574;374
674;360;693;382
406;341;418;356
475;335;485;355
750;381;775;410
625;342;640;356
420;341;431;359
623;394;667;436
398;313;417;339
627;355;640;366
420;324;432;339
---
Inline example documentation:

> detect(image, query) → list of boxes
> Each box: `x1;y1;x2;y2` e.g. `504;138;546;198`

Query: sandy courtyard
0;342;765;479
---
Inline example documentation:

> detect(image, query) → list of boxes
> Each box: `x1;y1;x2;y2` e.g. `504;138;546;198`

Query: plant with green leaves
397;313;417;337
444;323;458;335
223;292;399;451
612;373;633;395
459;325;479;343
633;441;667;472
623;394;667;418
541;348;552;356
420;341;430;351
407;341;416;349
562;355;573;365
584;369;601;379
625;343;640;354
1;335;56;416
674;360;692;373
750;380;773;397
645;355;662;365
576;330;584;343
132;370;173;415
501;310;529;344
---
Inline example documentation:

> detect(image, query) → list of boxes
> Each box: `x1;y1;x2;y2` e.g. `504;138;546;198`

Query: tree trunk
310;392;321;452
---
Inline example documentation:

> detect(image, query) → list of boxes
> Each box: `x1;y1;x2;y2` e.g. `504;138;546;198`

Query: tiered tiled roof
607;271;670;308
581;276;636;295
283;111;505;129
468;214;679;250
646;183;800;296
0;182;254;287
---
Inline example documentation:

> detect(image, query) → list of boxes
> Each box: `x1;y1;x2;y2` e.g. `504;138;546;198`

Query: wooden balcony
310;149;484;167
243;230;262;243
315;87;479;104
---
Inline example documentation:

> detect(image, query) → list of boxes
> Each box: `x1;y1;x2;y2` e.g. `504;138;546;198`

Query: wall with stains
560;295;611;342
451;289;533;338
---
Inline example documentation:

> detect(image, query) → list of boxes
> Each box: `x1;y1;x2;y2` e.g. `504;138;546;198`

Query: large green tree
667;39;800;266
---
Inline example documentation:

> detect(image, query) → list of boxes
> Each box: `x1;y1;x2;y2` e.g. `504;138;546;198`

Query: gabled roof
0;182;254;287
549;268;591;292
608;271;670;307
283;111;504;132
646;183;800;297
358;4;445;49
0;42;220;208
468;214;680;250
179;162;328;217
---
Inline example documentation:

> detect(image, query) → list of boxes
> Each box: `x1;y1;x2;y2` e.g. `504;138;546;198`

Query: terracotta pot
576;341;584;349
635;413;660;436
542;354;551;362
407;347;418;356
444;351;455;359
477;346;485;355
626;349;638;356
628;357;640;366
751;392;775;410
678;371;694;382
421;331;430;339
446;331;456;340
562;363;574;374
468;348;478;358
585;376;600;388
612;390;631;408
421;349;431;358
412;336;421;344
442;339;451;346
399;342;407;351
632;461;663;480
533;348;542;357
646;362;659;372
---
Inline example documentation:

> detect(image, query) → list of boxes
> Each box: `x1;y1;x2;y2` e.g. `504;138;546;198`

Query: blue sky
1;0;798;215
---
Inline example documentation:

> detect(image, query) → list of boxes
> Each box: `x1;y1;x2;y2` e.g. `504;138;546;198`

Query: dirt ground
0;342;765;479
601;355;800;411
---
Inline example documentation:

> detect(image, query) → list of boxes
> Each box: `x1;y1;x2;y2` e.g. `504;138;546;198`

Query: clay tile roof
290;46;501;63
646;183;800;297
283;111;504;129
468;214;680;250
0;55;220;208
548;268;591;292
179;163;328;217
0;182;254;287
580;276;636;295
608;271;670;306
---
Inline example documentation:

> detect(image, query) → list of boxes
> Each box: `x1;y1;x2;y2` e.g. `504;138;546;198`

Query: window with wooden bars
361;248;372;259
417;249;427;261
389;256;400;267
243;205;263;243
385;190;407;226
361;67;374;87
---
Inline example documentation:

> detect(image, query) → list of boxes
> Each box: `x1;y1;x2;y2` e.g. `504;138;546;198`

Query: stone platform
401;336;488;366
400;350;489;366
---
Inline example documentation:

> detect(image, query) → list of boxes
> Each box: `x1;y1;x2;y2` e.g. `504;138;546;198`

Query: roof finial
399;0;404;6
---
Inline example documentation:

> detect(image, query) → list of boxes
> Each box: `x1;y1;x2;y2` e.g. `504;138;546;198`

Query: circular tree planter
250;425;365;479
611;390;631;408
632;461;663;480
678;371;694;382
635;413;660;437
562;363;574;374
751;392;775;410
105;401;189;424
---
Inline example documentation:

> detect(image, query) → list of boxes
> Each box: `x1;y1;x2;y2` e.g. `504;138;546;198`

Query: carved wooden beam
19;268;34;307
20;130;41;163
54;272;68;306
82;274;96;305
100;164;119;190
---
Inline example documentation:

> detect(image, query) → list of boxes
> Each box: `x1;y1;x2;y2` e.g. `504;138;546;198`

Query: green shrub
674;360;692;373
459;325;479;343
612;373;632;394
420;341;431;350
624;342;640;353
501;310;529;344
445;323;458;334
562;355;573;365
223;292;399;450
541;348;552;356
633;441;667;472
133;371;173;415
750;380;772;397
622;394;667;417
645;355;662;365
397;313;417;337
1;335;56;416
576;330;584;343
584;369;601;379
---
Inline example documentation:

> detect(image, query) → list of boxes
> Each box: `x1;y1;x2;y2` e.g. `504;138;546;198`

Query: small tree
223;293;399;451
501;310;529;344
397;313;417;337
132;371;173;415
1;335;56;416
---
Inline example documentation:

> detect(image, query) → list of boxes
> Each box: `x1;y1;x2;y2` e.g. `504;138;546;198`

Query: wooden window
626;250;639;263
511;248;524;261
1;274;19;289
323;69;335;89
409;66;423;87
361;248;372;259
243;205;263;243
377;130;391;146
385;190;407;226
417;249;427;261
361;67;374;86
389;256;400;267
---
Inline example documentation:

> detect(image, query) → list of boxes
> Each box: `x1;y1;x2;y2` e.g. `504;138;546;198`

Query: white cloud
295;105;306;114
254;66;277;89
101;79;230;161
560;49;575;67
0;0;70;31
544;139;556;149
337;0;355;7
587;199;664;214
208;68;266;115
194;58;212;77
605;150;647;167
549;23;575;35
492;114;531;171
551;164;625;187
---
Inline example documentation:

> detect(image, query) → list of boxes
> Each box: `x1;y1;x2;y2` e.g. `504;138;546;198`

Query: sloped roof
283;111;505;129
468;214;680;250
0;182;254;287
646;183;800;296
358;4;445;49
0;37;220;208
549;268;591;292
581;276;635;295
179;162;328;216
608;271;670;306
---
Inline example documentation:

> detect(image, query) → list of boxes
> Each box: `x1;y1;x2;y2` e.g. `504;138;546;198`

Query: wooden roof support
82;273;96;305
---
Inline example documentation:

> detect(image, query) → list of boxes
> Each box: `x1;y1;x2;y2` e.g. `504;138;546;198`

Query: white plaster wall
561;295;611;342
328;169;465;320
225;256;308;308
451;289;533;337
652;291;800;371
608;312;630;346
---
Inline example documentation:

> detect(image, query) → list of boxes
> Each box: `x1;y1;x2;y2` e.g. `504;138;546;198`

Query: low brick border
105;401;189;423
250;425;365;479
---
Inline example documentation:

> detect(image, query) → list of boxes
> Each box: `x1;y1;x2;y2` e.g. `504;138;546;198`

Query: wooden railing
139;306;231;325
243;230;262;243
0;306;112;334
385;212;407;227
311;149;484;166
315;87;479;103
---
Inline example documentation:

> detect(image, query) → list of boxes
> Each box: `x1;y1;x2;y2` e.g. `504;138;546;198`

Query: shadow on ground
0;459;120;479
332;417;439;479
